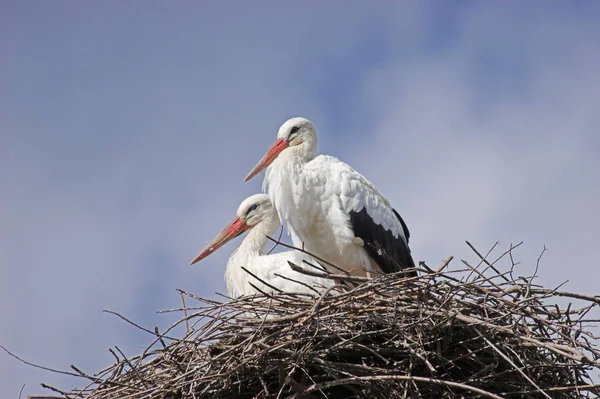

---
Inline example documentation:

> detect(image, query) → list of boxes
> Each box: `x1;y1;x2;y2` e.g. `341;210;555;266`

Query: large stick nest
31;243;600;398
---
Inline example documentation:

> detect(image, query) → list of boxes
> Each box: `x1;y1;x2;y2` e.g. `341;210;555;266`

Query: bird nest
28;243;600;398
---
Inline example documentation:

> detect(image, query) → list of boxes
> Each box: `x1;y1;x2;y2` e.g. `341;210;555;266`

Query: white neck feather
224;211;280;297
296;136;318;162
236;215;279;257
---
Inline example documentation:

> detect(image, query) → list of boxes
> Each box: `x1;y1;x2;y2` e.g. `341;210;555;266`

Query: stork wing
349;207;416;275
328;157;416;276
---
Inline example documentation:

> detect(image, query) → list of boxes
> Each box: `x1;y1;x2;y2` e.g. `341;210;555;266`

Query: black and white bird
190;193;333;298
245;117;416;279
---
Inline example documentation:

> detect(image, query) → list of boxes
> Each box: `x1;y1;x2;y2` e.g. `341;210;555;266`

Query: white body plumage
245;118;416;278
191;194;333;298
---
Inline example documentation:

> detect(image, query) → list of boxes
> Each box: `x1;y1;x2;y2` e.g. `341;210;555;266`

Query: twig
293;375;504;399
287;261;368;283
102;310;178;341
1;346;81;378
266;236;350;276
436;256;454;273
475;329;552;399
266;227;284;255
466;240;509;283
26;242;600;399
180;290;190;334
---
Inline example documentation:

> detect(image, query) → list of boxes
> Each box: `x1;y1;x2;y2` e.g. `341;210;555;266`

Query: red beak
190;216;250;265
244;138;289;182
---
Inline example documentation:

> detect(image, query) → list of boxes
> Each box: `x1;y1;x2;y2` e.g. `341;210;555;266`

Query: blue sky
2;2;600;396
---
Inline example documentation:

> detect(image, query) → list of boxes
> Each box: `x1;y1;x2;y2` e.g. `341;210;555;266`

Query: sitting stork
244;117;416;279
190;193;333;298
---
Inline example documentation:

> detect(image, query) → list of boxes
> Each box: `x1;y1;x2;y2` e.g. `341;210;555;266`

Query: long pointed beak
244;138;289;182
190;216;250;265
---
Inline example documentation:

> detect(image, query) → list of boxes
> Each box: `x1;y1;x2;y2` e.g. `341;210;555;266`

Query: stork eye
247;204;258;214
289;126;300;136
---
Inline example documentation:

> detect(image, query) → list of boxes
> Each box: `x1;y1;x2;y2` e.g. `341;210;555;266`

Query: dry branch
21;243;600;398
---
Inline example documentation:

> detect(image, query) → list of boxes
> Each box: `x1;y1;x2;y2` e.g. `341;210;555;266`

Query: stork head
190;194;273;265
244;117;317;182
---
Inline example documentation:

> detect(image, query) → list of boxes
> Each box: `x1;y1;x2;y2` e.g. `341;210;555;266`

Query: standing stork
190;193;333;298
244;117;416;279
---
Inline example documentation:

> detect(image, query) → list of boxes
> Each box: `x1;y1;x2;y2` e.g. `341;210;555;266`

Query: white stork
244;117;416;279
190;193;333;298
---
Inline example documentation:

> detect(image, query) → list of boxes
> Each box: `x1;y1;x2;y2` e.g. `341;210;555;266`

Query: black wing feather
349;207;416;276
393;208;410;244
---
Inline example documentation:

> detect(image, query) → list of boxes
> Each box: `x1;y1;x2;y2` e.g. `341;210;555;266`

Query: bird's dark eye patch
246;204;258;215
290;126;300;136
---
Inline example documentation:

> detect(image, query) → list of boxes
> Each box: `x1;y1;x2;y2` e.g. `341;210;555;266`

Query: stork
190;193;333;298
244;117;417;279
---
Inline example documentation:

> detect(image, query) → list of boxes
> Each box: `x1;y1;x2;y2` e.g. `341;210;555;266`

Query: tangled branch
15;242;600;398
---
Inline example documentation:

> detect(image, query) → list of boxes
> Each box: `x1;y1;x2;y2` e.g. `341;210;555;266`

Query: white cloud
356;4;600;291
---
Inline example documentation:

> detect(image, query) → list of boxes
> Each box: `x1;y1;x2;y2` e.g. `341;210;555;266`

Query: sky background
2;1;600;397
